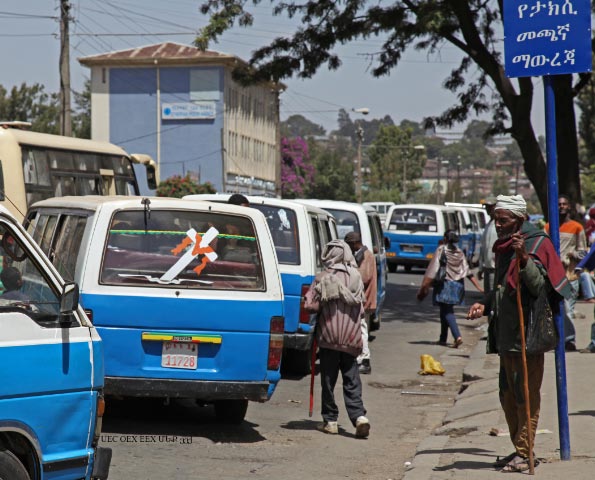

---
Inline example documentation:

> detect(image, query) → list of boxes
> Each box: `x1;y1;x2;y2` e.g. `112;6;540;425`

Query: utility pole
59;0;72;136
402;152;408;202
436;158;442;204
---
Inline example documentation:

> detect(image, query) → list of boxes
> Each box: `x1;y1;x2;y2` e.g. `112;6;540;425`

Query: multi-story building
79;42;282;195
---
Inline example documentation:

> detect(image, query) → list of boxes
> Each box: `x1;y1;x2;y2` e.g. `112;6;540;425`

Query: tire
0;450;30;480
388;263;397;273
282;347;312;375
214;399;248;424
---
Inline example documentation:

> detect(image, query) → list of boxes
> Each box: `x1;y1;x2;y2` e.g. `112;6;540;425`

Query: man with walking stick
467;195;572;473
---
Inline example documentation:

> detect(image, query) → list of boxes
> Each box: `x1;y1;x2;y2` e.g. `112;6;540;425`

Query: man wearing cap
478;196;498;293
344;231;376;374
467;194;571;472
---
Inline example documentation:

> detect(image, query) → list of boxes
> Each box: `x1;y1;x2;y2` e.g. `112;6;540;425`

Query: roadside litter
418;354;445;375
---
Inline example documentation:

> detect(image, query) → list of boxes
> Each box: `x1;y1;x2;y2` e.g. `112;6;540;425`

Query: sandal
494;452;517;468
500;455;540;473
454;337;463;348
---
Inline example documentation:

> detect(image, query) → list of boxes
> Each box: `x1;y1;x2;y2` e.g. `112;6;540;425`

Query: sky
1;0;546;138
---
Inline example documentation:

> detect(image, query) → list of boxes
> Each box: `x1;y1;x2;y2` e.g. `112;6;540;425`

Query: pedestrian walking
304;239;370;438
478;196;498;293
417;230;483;347
544;194;588;350
344;231;376;374
467;194;572;473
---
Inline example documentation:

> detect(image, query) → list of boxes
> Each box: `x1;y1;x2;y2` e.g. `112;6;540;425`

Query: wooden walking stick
515;255;535;474
308;336;318;417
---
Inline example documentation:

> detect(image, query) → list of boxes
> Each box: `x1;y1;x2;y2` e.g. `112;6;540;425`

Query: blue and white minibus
25;196;284;424
0;205;110;479
384;204;461;272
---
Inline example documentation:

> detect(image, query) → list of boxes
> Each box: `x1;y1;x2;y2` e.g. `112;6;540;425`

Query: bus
0;122;157;221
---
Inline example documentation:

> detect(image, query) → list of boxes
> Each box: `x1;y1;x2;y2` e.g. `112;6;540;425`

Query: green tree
366;125;424;202
0;83;60;134
196;0;587;213
280;114;325;137
492;173;510;197
72;80;91;139
306;137;355;200
156;174;216;198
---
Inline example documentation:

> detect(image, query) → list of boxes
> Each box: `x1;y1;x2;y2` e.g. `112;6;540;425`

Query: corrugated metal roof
78;42;239;66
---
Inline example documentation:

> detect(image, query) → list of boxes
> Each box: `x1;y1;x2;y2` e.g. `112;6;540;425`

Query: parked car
384;204;461;272
184;194;338;374
25;196;285;424
0;204;110;479
294;199;387;331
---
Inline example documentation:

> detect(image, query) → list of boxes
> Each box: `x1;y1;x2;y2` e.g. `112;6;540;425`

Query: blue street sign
504;0;591;78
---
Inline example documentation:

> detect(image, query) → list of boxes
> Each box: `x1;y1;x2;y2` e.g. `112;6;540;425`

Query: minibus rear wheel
214;399;248;424
0;449;30;480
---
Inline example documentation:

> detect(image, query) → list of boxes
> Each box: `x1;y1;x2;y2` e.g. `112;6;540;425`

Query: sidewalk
404;301;595;479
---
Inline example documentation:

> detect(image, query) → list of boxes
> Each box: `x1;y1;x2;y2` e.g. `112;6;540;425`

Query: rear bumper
283;331;313;351
105;377;270;401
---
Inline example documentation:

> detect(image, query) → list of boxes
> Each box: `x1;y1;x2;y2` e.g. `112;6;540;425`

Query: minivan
0;205;110;479
184;194;338;373
25;196;285;424
294;200;387;331
384;204;461;272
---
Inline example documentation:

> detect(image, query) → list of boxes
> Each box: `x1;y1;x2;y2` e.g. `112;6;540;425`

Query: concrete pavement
403;300;595;479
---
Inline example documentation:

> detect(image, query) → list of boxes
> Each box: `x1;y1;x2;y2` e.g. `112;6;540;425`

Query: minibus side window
310;215;323;268
0;225;69;327
52;215;88;282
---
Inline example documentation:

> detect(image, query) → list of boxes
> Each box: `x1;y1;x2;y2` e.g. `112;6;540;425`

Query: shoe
454;337;463;348
580;344;595;353
355;416;370;438
359;359;371;375
565;341;577;352
317;421;338;434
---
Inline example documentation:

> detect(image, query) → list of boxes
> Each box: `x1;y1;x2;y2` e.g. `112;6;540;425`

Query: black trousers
319;347;366;426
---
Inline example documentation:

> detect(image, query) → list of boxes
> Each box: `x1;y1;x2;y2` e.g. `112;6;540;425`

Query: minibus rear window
387;208;438;233
251;205;300;265
100;209;265;291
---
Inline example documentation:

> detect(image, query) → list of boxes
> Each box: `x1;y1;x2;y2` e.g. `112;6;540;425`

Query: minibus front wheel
214;399;248;424
0;449;30;480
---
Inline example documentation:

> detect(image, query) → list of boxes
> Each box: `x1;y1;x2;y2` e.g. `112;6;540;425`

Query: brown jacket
356;247;377;313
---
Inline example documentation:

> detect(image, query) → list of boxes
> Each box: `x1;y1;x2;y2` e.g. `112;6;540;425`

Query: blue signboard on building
503;0;591;78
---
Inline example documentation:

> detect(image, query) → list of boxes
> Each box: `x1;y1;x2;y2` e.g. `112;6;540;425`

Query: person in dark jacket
304;239;370;438
467;195;571;472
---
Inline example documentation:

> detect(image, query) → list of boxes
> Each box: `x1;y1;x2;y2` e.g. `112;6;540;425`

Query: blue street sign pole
543;75;571;460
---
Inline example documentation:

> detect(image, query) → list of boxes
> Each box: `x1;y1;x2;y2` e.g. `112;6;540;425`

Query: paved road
101;269;485;479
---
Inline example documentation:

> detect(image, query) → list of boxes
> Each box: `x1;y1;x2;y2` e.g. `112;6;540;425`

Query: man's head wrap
494;194;527;218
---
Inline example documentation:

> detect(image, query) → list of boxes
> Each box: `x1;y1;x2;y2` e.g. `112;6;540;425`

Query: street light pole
356;126;364;203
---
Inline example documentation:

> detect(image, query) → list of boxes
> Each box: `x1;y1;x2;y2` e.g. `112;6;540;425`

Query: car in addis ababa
294;199;387;331
0;204;110;480
184;194;338;374
384;204;461;272
24;196;285;424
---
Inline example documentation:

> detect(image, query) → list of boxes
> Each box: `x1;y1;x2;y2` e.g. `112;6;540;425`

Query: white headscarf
316;239;364;305
494;194;527;218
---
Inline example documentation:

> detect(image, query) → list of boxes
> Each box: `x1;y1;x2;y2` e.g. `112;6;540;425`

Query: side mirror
384;236;391;250
60;282;80;314
146;165;158;190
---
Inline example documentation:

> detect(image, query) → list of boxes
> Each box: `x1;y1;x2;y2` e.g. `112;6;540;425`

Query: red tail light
84;309;93;322
299;285;311;324
268;316;284;370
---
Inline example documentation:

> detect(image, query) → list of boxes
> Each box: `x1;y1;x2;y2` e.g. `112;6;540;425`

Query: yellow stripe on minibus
141;332;222;344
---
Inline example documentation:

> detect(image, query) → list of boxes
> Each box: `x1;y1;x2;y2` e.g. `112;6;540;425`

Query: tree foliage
156;174;216;198
196;0;588;213
306;137;355;200
280;136;315;198
0;83;60;133
280;114;326;137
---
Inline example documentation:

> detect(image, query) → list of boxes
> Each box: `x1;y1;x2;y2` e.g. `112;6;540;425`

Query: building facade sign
161;102;216;120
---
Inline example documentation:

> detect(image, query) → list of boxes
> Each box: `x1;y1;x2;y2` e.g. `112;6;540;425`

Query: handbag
433;279;465;305
525;281;559;354
432;248;447;287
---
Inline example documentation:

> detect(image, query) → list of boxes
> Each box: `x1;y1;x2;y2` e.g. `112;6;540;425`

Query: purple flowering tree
281;136;314;198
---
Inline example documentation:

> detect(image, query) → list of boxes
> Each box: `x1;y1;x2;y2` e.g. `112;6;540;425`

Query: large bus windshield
0;125;156;221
